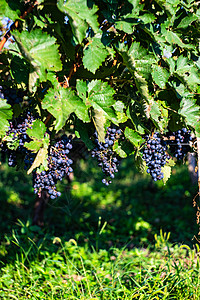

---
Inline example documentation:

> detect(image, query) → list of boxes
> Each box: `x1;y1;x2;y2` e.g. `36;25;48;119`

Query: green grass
0;230;200;299
0;156;199;299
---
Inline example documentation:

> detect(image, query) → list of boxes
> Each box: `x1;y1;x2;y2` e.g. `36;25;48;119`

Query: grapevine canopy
0;0;200;183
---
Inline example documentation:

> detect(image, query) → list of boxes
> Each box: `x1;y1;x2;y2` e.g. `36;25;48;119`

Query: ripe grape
142;132;169;181
91;127;121;185
166;128;192;160
0;86;24;105
0;111;35;167
33;135;73;199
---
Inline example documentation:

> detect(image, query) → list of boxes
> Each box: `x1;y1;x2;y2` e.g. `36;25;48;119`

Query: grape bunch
0;86;24;105
142;132;169;181
91;127;121;186
0;112;35;167
166;128;192;160
33;135;73;199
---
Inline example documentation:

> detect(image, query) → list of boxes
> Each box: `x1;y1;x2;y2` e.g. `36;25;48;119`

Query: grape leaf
0;0;22;20
124;127;143;147
75;120;94;150
76;80;87;102
25;120;49;152
115;20;136;34
83;36;109;74
12;29;62;86
42;87;90;131
0;100;12;137
152;65;170;88
27;147;48;175
57;0;99;43
177;14;198;28
26;120;46;140
162;165;171;185
113;140;127;158
92;109;106;143
178;98;200;127
10;55;29;85
88;80;115;109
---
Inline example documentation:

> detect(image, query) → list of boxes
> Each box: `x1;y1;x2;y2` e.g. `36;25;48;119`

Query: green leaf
139;13;156;24
0;100;12;137
76;80;87;102
152;65;170;88
75;120;94;150
92;109;106;143
165;31;194;49
0;0;22;20
83;36;109;74
88;80;115;109
177;14;198;28
115;20;135;34
119;42;154;79
24;140;43;152
25;120;49;152
10;55;29;85
178;98;200;127
27;147;48;175
150;102;161;123
13;29;62;75
135;154;146;173
113;140;127;158
154;0;180;16
124;127;143;147
26;120;46;140
42;87;89;131
57;0;99;44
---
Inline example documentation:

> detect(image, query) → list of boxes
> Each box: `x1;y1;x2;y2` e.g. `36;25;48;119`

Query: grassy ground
0;156;199;299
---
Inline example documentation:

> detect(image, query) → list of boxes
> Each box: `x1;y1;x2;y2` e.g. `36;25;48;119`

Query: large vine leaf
0;100;12;137
12;29;62;71
57;0;99;44
83;35;109;74
42;87;90;131
12;29;62;90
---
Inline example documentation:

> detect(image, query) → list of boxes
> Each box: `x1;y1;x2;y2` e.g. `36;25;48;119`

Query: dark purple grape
91;127;122;185
142;132;169;181
33;136;73;199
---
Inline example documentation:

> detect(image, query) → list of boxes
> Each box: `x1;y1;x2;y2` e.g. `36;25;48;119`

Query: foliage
0;0;200;184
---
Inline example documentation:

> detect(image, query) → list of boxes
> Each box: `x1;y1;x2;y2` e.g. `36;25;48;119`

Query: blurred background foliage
0;154;198;262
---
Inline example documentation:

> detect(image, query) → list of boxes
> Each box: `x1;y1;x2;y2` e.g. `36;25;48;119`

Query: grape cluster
0;112;35;167
33;135;73;199
0;86;24;105
142;133;169;181
91;127;121;186
166;128;192;160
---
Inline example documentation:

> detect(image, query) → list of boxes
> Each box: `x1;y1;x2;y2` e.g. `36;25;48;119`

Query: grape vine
0;0;199;205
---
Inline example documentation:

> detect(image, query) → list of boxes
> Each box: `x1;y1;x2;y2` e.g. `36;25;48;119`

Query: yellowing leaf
27;148;48;175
